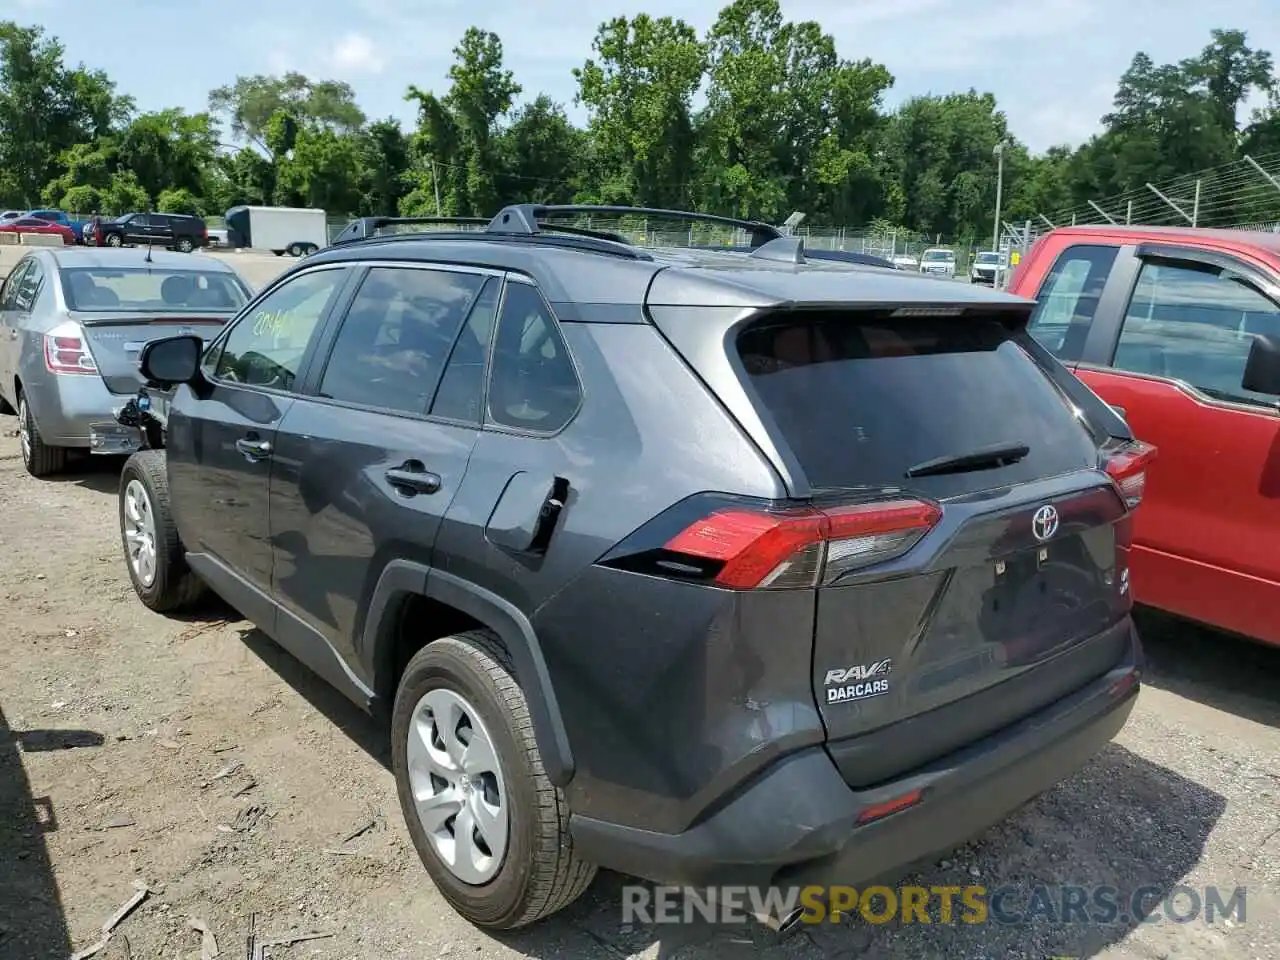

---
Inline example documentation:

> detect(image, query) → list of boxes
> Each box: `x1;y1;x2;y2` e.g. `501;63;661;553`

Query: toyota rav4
114;204;1150;933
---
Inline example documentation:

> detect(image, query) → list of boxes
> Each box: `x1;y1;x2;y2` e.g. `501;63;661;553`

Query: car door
166;264;353;623
431;274;585;616
0;259;32;402
1070;248;1280;645
151;214;176;247
266;263;500;689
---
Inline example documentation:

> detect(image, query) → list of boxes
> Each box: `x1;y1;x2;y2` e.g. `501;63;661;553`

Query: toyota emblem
1032;504;1060;542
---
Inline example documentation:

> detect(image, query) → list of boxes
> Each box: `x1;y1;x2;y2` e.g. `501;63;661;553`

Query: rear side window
1026;244;1118;360
736;312;1100;497
486;281;580;433
318;266;486;416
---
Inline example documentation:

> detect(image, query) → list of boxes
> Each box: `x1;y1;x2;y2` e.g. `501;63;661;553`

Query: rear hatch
649;285;1142;787
76;314;230;394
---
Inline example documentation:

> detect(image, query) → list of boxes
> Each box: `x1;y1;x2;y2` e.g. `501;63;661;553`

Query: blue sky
12;0;1280;153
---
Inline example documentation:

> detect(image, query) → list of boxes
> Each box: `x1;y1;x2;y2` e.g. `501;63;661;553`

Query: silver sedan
0;247;251;477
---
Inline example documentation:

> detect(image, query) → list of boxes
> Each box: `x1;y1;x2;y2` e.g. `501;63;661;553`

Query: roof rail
486;204;783;248
332;216;490;245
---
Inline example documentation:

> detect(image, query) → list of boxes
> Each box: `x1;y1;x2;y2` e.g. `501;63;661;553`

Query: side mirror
1242;334;1280;396
139;334;203;386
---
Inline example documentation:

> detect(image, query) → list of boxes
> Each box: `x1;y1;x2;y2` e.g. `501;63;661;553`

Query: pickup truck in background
1010;225;1280;648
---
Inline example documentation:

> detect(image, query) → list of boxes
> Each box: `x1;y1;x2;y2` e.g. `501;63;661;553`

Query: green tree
0;21;132;205
359;118;410;216
101;170;148;215
208;72;365;158
116;109;219;201
574;14;705;208
496;95;584;204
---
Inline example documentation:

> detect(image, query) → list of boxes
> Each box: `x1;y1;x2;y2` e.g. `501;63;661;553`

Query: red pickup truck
1009;225;1280;647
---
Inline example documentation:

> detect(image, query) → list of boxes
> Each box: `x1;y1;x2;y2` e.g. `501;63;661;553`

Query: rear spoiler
1018;332;1133;442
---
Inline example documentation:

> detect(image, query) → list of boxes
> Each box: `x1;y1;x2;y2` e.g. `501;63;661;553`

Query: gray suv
113;205;1151;933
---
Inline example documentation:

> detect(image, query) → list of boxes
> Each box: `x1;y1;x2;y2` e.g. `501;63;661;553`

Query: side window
429;277;501;423
13;261;44;311
1025;244;1119;360
1;260;30;310
214;268;345;391
486;280;581;433
1113;260;1280;404
317;266;486;415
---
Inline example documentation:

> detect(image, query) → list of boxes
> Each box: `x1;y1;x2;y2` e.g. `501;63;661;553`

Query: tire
17;391;67;477
286;243;303;257
118;450;205;612
175;236;194;253
105;232;123;247
391;631;596;929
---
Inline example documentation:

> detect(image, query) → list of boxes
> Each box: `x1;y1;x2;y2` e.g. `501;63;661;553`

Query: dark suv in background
114;205;1151;934
88;212;208;252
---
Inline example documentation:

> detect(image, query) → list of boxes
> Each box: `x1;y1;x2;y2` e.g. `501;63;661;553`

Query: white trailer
224;205;328;257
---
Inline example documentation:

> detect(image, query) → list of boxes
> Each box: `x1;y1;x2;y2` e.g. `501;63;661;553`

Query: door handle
386;461;441;496
235;437;272;460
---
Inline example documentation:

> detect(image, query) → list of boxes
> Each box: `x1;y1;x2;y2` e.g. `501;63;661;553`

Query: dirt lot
2;249;1280;959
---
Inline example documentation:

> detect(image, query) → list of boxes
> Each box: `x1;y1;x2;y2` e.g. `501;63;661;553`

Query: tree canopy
2;5;1278;246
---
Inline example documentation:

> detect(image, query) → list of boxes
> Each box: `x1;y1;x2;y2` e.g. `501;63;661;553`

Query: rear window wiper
905;441;1030;479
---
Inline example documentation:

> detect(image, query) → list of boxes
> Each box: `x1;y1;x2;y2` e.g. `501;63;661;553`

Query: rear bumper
24;374;130;448
570;618;1141;889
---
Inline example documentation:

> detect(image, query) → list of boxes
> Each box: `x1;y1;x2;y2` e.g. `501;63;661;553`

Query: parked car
1010;225;1280;647
970;250;1003;285
27;209;92;244
0;248;251;477
114;204;1147;934
0;210;23;221
919;246;957;278
0;216;76;245
87;212;209;253
891;254;920;270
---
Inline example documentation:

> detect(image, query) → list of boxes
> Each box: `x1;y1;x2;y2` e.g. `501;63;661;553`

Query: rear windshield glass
61;267;247;312
736;311;1099;497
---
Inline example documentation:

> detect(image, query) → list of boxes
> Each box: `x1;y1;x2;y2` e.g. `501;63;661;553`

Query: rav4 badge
823;659;892;704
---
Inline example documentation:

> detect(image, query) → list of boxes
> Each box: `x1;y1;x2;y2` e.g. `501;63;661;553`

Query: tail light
44;320;98;375
602;495;942;590
1104;440;1157;509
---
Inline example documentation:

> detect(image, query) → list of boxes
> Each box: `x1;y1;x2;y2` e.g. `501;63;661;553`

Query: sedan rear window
61;267;247;312
736;311;1100;497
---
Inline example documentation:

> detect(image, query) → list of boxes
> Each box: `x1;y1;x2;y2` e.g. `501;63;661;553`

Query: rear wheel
17;392;67;477
119;450;205;612
391;631;596;929
175;236;194;253
287;242;303;257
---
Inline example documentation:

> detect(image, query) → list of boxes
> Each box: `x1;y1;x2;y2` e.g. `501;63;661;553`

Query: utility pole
431;158;442;216
992;141;1005;254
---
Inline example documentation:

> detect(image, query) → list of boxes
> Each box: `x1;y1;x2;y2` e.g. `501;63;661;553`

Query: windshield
976;252;1000;264
922;250;954;262
60;267;248;312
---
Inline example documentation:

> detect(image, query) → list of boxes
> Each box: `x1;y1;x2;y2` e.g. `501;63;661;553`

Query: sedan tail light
44;320;98;375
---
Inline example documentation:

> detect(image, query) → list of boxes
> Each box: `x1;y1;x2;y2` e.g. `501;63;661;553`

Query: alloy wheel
122;479;158;587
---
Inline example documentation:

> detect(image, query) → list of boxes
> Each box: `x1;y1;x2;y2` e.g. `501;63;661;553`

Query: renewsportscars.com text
621;884;1247;926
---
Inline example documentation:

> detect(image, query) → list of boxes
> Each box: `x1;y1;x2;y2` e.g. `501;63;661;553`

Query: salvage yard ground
2;249;1280;959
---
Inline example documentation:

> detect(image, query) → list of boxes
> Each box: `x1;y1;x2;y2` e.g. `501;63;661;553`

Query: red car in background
1010;226;1280;646
0;216;76;245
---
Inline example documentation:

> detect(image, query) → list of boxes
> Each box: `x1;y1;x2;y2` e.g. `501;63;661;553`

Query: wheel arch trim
364;560;575;787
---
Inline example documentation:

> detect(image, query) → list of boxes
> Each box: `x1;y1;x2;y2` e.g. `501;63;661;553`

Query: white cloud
329;32;383;75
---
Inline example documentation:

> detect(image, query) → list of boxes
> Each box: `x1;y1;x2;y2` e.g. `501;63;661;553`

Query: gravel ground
1;246;1279;959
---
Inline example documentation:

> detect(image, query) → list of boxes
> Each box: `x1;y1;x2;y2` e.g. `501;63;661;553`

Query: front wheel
391;631;596;929
119;451;205;612
104;232;123;247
